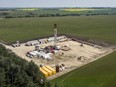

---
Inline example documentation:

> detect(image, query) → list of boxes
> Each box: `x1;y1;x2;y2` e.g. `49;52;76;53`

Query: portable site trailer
39;67;49;77
38;52;46;58
48;37;54;42
12;41;20;48
42;66;52;76
57;36;66;40
43;53;52;60
39;38;48;44
25;40;39;46
45;65;56;74
27;51;37;58
57;36;67;42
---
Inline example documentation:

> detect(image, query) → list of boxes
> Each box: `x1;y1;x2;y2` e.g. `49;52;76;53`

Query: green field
51;51;116;87
1;8;116;18
0;9;116;87
0;15;116;44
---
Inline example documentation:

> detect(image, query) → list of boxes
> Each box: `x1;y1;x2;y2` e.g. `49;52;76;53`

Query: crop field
60;8;111;12
17;8;40;11
0;15;116;44
51;51;116;87
60;8;96;12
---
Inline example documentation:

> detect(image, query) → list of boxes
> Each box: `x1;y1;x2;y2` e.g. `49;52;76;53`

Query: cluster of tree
0;44;59;87
3;13;80;18
39;13;81;17
3;13;115;19
0;8;16;11
0;12;9;16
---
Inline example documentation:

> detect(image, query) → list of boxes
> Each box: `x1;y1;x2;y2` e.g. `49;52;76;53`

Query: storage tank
56;64;60;72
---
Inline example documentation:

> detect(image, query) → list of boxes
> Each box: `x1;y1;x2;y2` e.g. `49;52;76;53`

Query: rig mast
54;24;57;46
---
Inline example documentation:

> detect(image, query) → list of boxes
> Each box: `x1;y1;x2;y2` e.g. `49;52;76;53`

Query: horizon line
0;7;116;8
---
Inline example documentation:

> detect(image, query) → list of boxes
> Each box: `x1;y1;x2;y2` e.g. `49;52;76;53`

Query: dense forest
0;44;58;87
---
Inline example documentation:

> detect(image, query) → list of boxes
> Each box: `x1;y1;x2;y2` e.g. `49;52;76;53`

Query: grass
51;51;116;87
0;15;116;44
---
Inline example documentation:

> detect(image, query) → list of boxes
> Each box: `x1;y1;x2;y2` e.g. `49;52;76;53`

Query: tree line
0;44;58;87
0;11;116;18
2;13;115;18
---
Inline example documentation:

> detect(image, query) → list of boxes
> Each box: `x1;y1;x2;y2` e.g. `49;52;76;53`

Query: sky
0;0;116;8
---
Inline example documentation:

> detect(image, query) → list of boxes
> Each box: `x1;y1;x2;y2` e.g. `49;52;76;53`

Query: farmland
60;8;97;11
0;9;116;87
17;8;40;11
0;15;116;44
0;8;116;18
51;51;116;87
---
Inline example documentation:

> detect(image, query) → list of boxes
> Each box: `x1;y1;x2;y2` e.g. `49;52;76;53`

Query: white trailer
25;40;39;46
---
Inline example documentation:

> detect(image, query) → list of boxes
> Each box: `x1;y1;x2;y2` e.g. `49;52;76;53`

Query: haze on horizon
0;0;116;8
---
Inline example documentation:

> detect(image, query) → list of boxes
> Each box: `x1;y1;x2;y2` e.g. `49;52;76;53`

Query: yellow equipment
42;66;52;76
45;65;56;74
39;67;49;77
